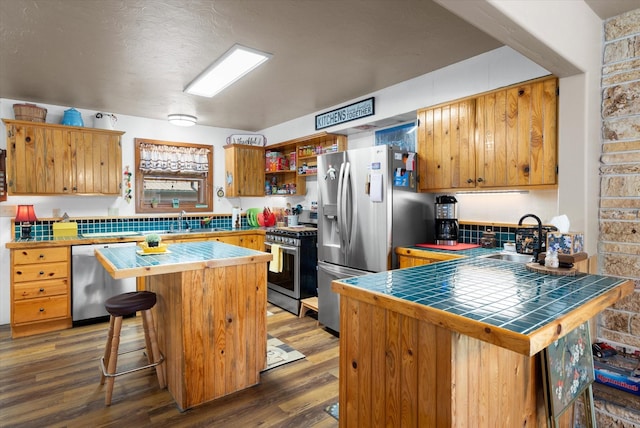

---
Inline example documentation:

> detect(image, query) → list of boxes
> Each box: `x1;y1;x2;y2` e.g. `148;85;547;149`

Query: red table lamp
15;205;37;239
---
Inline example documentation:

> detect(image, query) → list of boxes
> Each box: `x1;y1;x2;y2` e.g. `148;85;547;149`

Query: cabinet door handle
467;178;474;184
16;271;23;275
477;177;484;183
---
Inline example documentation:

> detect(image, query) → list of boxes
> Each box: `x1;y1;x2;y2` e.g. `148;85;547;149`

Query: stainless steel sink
139;230;170;235
140;228;229;235
179;228;230;233
480;253;535;263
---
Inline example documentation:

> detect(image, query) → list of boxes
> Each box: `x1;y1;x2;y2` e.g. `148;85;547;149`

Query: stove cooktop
266;226;317;237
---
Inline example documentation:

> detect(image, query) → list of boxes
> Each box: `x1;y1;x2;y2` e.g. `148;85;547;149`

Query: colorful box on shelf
546;232;584;255
594;354;640;396
52;222;78;237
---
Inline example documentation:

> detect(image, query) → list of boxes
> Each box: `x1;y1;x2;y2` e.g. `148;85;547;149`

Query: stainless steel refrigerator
317;145;434;332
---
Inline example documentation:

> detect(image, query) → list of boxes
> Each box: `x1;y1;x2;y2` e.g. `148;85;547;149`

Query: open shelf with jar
296;133;347;177
265;147;304;196
264;132;347;195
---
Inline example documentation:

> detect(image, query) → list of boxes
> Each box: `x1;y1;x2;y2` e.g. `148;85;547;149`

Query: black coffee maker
435;195;459;245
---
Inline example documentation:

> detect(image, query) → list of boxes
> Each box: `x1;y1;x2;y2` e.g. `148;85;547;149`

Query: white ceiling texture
0;0;637;132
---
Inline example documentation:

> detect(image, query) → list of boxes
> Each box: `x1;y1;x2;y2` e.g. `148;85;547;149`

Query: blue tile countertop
332;254;634;356
95;240;272;280
5;226;265;248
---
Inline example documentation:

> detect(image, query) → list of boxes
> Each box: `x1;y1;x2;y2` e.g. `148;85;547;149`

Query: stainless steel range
264;226;317;314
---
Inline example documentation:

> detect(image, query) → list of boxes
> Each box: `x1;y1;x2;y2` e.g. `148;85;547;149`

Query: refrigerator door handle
337;161;347;253
344;161;357;252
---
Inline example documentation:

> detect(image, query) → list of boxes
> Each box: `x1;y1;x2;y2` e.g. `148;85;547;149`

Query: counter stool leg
143;309;166;388
100;315;116;386
141;311;154;365
104;316;123;406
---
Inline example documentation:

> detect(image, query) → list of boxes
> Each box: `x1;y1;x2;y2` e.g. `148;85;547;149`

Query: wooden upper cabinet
418;99;476;191
224;144;265;197
3;119;124;195
417;76;558;192
70;130;122;194
475;76;558;188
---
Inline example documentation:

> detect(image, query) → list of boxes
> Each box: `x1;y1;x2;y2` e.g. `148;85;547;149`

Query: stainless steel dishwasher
71;242;137;324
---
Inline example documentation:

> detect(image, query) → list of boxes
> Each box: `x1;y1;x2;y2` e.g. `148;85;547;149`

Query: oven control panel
266;235;301;246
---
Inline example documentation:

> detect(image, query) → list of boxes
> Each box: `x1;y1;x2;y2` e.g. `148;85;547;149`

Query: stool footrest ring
100;350;165;379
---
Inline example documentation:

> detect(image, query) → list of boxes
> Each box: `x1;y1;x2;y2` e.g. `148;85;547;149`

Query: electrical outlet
0;205;16;217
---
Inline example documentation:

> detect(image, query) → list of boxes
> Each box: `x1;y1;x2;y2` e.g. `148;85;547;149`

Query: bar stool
99;291;166;406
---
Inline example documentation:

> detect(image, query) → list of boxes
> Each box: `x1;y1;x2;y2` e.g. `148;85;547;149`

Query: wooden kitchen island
95;241;272;411
332;256;634;427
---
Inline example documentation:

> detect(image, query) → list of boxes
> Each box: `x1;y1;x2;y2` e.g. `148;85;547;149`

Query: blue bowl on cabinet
61;108;84;127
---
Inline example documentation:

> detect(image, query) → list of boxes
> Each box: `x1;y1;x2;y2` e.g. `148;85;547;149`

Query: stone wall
596;8;640;426
599;8;640;349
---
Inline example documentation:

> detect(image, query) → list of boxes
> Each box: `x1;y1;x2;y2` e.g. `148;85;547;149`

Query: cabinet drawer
13;279;68;300
13;247;68;264
13;262;68;283
13;295;69;324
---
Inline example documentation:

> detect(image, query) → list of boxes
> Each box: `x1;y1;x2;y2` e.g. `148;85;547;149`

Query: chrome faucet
178;210;189;231
518;214;542;262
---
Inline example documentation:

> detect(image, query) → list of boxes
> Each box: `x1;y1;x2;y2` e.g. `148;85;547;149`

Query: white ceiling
0;0;637;132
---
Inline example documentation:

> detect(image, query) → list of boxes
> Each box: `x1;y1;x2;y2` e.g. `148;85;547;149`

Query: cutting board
416;243;480;251
525;262;577;276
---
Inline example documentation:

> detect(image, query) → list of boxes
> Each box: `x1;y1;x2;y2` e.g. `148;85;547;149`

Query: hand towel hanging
269;244;283;273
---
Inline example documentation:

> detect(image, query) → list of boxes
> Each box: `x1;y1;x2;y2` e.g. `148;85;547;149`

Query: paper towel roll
232;207;240;229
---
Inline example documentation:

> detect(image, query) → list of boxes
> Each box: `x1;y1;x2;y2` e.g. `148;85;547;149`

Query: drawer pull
16;271;22;275
39;254;45;259
39;288;45;292
39;271;45;275
39;308;45;312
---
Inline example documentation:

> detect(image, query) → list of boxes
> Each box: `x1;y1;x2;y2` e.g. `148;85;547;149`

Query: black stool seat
105;291;156;317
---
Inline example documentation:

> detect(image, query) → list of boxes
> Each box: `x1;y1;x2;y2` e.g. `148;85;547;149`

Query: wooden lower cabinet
10;246;71;338
146;259;267;410
336;294;576;427
395;247;464;268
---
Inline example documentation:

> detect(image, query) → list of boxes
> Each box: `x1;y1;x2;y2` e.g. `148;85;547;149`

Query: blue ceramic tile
340;256;629;336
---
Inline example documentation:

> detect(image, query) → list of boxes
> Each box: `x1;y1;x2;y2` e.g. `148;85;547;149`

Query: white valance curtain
139;143;209;174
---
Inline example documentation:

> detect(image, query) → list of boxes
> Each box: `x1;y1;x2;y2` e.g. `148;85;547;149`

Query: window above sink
134;138;213;214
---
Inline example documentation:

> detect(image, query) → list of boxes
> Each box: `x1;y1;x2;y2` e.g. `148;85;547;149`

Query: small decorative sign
315;97;375;130
226;134;266;146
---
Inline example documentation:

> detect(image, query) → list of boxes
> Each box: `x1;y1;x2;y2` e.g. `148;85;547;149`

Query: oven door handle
265;242;299;253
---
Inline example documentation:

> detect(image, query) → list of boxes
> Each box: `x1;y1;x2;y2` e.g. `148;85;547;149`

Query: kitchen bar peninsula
95;241;272;410
332;256;634;427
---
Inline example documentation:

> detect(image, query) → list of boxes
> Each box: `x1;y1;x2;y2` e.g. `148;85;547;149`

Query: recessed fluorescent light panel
185;44;272;97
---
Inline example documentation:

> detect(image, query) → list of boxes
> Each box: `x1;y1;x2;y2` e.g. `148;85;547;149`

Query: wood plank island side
94;242;272;410
332;277;634;427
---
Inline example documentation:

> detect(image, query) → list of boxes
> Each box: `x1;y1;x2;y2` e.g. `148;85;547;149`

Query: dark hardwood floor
0;304;340;427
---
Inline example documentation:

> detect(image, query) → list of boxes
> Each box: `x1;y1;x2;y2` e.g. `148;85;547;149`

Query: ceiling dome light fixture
168;114;197;127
